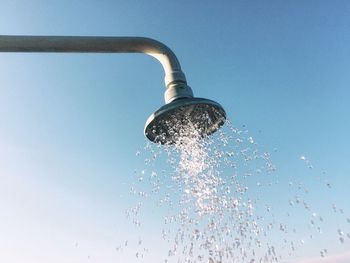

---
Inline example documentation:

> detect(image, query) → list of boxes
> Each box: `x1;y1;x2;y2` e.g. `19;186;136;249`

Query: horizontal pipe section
0;35;187;87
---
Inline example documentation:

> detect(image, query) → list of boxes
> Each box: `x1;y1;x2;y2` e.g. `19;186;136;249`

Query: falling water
124;113;349;262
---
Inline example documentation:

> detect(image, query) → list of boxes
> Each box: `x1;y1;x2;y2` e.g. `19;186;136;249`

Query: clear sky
0;1;349;262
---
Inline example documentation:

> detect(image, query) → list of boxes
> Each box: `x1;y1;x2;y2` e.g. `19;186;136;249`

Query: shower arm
0;35;194;103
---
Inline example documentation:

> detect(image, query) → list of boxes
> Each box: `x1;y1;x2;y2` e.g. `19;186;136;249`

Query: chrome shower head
144;97;226;144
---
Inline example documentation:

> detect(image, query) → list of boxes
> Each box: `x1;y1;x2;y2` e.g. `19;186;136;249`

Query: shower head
144;97;226;144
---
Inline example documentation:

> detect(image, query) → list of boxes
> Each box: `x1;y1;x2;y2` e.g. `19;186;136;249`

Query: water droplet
248;136;254;144
332;204;337;212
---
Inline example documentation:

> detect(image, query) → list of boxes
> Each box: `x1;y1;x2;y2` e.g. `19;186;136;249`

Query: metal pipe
0;35;187;88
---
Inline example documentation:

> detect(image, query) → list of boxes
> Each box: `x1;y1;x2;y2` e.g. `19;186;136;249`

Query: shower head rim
144;97;226;144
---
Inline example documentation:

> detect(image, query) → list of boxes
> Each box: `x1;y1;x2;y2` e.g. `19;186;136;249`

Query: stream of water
123;119;349;263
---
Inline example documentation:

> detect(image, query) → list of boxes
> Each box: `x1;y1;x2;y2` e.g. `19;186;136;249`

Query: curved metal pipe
0;35;187;88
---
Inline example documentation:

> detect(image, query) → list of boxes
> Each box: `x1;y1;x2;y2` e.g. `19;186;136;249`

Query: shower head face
144;98;226;144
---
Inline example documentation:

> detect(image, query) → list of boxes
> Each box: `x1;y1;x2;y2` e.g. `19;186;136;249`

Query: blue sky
0;1;350;262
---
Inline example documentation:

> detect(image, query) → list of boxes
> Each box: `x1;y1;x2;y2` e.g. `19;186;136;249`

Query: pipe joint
164;82;194;104
164;70;187;88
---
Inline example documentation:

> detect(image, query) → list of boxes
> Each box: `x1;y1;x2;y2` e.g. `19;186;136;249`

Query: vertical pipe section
0;35;187;88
